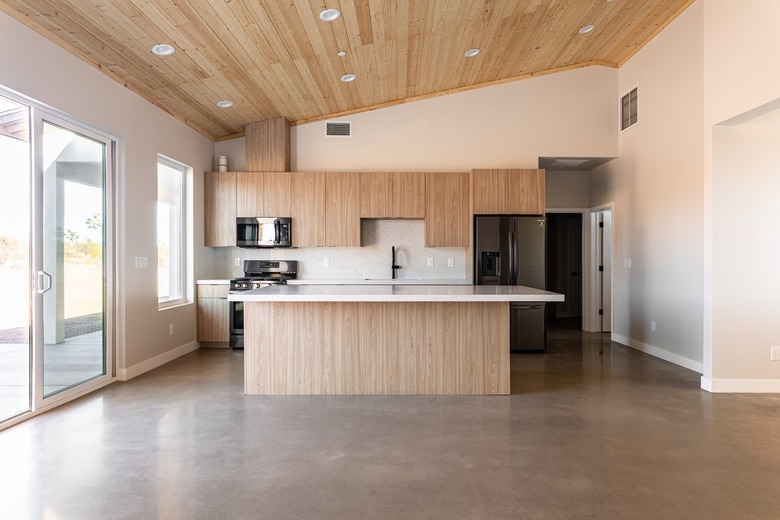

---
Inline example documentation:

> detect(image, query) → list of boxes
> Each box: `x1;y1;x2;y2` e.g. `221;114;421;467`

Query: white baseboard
117;341;199;381
611;334;704;374
700;376;780;393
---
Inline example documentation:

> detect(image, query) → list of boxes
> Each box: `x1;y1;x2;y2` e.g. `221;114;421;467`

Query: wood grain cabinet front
472;169;545;215
204;171;236;247
197;284;230;344
360;172;425;219
290;172;327;247
425;172;469;247
325;172;361;247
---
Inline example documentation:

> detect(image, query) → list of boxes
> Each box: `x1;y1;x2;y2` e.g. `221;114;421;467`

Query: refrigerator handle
508;231;515;285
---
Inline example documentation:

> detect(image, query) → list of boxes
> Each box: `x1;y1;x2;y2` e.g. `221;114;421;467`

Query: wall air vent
620;86;638;131
326;121;351;137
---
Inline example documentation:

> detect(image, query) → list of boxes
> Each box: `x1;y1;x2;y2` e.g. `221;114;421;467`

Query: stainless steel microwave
236;217;292;248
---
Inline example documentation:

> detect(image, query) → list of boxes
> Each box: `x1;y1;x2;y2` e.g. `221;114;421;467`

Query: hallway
1;329;779;519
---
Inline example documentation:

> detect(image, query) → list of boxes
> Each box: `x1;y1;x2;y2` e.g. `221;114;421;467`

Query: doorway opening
545;213;583;330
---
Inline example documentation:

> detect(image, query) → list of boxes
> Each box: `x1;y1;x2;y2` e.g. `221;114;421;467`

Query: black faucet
391;246;401;279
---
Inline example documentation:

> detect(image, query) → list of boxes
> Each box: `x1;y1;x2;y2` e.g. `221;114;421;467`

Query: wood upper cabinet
245;117;290;172
197;284;229;343
325;172;361;247
263;171;291;215
360;172;426;218
471;169;545;215
425;172;469;247
204;171;236;247
236;172;264;217
392;172;426;218
290;172;326;247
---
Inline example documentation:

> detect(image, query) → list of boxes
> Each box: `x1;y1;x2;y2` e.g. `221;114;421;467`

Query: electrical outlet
169;323;175;336
427;258;434;267
323;258;330;267
624;258;632;269
651;321;656;332
447;258;454;267
770;346;780;361
134;257;148;269
234;258;241;267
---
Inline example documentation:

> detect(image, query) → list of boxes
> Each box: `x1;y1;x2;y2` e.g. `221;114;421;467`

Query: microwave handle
274;219;281;244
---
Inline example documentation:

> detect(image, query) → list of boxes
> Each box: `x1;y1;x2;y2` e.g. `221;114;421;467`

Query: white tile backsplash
213;219;467;280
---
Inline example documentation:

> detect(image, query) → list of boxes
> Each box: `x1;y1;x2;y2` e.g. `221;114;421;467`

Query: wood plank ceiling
0;0;693;140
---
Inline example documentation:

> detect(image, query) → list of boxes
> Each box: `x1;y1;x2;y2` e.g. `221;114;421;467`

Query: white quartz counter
196;279;230;285
229;284;564;303
286;279;470;286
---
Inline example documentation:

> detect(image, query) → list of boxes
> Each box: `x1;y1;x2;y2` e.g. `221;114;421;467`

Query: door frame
545;208;591;329
0;85;120;431
589;203;614;333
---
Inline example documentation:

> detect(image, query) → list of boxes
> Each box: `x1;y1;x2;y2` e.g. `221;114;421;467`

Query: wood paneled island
229;285;563;396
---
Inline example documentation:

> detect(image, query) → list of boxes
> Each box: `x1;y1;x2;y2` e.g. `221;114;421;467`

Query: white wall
702;0;780;391
0;12;213;374
546;171;591;209
589;1;705;372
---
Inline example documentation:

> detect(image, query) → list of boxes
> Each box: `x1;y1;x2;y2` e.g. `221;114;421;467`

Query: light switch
134;257;148;269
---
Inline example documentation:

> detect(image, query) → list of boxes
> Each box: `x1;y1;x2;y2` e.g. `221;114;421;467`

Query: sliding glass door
35;117;111;399
0;89;114;425
0;95;31;421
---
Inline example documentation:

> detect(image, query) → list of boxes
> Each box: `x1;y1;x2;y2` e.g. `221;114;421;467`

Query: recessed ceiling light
337;50;346;57
151;44;175;56
341;74;356;83
578;24;595;35
216;100;233;108
319;8;341;22
464;48;481;58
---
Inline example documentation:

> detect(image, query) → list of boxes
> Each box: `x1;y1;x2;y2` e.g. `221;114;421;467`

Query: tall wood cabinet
204;171;237;247
472;169;545;215
425;172;469;247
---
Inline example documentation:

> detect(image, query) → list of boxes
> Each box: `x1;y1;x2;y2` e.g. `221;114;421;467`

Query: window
157;155;189;307
620;86;638;131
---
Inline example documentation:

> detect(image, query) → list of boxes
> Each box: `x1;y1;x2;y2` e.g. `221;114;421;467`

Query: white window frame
619;85;639;133
157;154;191;309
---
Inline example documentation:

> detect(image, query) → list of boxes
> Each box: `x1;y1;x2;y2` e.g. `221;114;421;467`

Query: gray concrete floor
1;328;779;519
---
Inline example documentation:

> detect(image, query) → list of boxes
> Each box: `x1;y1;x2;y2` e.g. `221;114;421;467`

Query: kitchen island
229;285;563;396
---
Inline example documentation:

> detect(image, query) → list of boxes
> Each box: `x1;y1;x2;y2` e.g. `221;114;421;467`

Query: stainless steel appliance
474;216;547;352
229;260;297;349
236;217;292;248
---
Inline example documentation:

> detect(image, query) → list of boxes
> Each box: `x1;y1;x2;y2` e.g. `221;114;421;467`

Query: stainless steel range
229;260;297;349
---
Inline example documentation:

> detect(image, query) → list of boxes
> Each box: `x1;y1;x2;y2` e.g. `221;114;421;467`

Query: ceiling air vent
326;121;351;137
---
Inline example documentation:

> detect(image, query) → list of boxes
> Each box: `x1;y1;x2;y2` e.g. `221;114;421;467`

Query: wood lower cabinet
472;169;545;215
425;172;469;247
291;172;326;247
197;284;230;344
325;172;361;246
204;172;236;247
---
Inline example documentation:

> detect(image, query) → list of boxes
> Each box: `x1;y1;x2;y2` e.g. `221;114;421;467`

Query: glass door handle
36;270;52;294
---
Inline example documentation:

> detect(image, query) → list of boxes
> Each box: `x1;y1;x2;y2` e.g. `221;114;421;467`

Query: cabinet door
236;172;264;217
425;172;469;247
360;172;392;218
472;169;545;214
392;172;426;218
197;285;229;343
291;172;326;247
204;171;236;247
263;171;291;216
325;172;361;247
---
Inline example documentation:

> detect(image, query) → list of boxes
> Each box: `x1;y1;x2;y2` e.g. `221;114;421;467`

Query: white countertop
286;279;471;286
196;279;231;285
229;284;564;303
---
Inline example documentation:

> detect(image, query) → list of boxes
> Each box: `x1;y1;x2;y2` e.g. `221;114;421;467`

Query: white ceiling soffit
538;157;617;171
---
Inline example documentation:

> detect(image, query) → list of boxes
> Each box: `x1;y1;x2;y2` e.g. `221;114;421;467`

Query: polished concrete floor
1;328;779;519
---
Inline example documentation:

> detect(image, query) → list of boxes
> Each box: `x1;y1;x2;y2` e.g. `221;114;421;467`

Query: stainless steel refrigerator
474;216;547;352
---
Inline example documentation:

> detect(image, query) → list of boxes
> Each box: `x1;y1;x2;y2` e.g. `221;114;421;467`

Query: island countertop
228;284;564;303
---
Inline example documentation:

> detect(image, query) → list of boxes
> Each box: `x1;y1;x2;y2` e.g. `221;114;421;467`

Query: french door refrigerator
474;216;547;352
